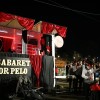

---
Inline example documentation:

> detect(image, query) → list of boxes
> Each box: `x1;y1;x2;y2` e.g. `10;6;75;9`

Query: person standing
82;60;94;100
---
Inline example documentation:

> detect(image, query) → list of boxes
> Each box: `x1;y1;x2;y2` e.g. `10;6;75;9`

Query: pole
51;34;56;87
22;39;26;54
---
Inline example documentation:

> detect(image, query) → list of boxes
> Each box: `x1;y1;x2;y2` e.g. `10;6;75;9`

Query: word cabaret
0;59;30;74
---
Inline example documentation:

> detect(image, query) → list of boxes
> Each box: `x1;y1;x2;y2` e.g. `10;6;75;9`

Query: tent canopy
33;21;67;38
0;19;25;30
0;12;35;30
0;12;67;37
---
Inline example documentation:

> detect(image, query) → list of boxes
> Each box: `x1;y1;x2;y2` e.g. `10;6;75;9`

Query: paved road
45;92;85;100
10;92;85;100
1;88;85;100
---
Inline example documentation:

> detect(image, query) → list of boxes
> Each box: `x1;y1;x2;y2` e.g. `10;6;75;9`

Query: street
11;91;85;100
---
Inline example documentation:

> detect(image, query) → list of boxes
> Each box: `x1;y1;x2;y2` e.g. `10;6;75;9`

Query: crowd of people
66;58;100;100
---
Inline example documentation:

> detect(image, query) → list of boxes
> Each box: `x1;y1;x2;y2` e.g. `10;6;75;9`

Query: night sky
0;0;100;57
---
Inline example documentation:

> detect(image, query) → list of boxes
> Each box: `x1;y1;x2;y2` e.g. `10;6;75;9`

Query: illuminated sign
55;60;66;67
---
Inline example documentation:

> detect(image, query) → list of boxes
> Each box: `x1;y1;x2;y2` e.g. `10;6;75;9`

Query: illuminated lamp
54;36;64;48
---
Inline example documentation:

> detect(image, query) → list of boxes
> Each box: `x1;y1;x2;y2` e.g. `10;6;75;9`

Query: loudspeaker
22;30;27;43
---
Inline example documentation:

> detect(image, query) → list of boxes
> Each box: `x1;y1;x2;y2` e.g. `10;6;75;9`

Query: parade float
0;12;67;98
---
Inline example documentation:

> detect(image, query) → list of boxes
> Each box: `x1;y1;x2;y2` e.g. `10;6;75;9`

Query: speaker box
22;30;27;43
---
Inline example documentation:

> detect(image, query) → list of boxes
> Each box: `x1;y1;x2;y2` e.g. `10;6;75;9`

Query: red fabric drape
41;38;45;46
54;25;67;38
3;38;13;52
17;16;35;30
41;22;54;34
0;12;35;30
29;55;42;87
27;44;37;55
0;12;14;22
41;21;67;38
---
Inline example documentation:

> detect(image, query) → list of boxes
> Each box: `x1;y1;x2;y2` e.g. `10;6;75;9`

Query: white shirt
82;65;94;83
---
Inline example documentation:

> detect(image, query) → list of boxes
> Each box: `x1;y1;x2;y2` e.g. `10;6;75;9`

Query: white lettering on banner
10;68;28;74
0;68;28;74
17;60;22;66
4;68;9;74
7;59;12;66
0;59;30;66
0;58;30;75
1;59;6;66
0;68;9;74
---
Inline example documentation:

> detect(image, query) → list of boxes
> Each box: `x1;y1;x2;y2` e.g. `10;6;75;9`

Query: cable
48;0;100;22
78;13;100;23
34;0;100;16
33;0;100;23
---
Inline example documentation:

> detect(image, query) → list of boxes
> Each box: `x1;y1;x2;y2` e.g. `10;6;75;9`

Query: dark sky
0;0;100;57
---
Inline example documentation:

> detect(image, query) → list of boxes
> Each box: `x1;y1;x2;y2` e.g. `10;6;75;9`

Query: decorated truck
0;12;67;99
